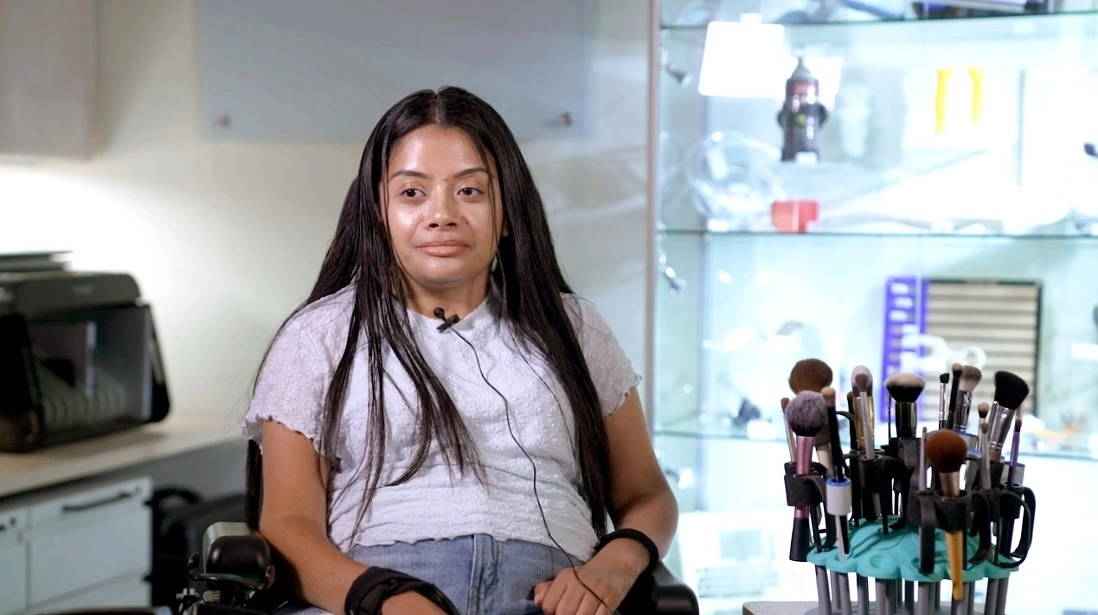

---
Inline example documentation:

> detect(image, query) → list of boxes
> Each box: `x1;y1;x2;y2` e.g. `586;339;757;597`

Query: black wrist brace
343;566;459;615
596;528;660;575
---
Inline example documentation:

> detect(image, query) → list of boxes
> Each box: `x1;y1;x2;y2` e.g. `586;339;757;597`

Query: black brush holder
990;485;1036;567
906;489;993;574
784;461;830;562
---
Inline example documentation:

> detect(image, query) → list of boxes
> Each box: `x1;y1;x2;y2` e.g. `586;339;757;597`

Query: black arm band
596;528;660;575
344;566;459;615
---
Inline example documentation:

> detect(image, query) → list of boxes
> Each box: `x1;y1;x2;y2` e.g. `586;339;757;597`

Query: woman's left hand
532;547;644;615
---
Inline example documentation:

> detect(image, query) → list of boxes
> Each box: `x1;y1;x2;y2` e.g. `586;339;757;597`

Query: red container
771;198;819;233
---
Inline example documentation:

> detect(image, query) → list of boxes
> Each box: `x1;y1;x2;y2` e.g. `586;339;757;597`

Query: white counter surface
0;414;241;499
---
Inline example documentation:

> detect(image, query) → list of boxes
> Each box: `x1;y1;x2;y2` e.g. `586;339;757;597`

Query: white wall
0;0;650;425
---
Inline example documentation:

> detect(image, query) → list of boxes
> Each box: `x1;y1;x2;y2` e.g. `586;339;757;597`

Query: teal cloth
806;517;1017;582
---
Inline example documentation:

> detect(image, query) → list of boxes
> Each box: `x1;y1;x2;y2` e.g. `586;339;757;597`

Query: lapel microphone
433;307;460;332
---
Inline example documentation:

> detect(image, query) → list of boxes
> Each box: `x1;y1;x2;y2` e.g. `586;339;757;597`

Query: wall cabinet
196;0;595;142
0;0;97;160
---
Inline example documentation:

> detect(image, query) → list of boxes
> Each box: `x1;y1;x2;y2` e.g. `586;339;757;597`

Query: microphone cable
434;308;612;612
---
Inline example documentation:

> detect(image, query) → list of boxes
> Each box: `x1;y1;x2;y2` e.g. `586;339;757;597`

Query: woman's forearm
612;485;679;558
261;512;366;614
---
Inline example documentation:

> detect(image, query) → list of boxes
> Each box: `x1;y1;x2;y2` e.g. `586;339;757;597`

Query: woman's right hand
380;591;453;615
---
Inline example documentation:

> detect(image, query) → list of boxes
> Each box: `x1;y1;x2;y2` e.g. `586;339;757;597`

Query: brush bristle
951;363;962;376
939;372;950;384
959;365;983;391
993;371;1030;410
977;402;989;418
820;386;836;407
851;365;873;394
883;372;926;403
925;429;968;474
788;358;833;394
785;391;828;438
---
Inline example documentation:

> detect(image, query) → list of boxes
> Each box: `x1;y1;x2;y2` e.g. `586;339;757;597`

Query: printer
0;268;170;452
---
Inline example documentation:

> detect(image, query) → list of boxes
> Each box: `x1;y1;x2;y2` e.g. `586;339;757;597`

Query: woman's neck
403;281;492;320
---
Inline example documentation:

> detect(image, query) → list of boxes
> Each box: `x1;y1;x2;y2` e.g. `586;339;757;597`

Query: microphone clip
433;307;460;332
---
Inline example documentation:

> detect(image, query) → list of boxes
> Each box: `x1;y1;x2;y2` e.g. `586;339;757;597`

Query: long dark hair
247;86;612;539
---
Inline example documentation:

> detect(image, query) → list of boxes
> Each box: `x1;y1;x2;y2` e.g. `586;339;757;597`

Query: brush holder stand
887;436;920;471
784;471;827;509
905;489;992;574
784;461;839;555
986;459;1026;489
855;454;906;527
989;485;1035;566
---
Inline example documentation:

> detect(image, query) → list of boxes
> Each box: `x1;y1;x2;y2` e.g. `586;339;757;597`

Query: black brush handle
919;526;935;574
790;515;811;562
946;372;961;430
828;408;847;480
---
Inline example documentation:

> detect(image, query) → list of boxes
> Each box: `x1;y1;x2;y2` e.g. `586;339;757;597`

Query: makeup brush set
780;360;1036;615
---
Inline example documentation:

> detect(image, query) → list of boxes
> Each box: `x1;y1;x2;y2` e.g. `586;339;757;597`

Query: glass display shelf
651;6;1098;614
657;10;1098;236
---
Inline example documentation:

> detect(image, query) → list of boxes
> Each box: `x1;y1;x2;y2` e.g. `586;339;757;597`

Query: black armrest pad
202;521;271;581
619;562;699;615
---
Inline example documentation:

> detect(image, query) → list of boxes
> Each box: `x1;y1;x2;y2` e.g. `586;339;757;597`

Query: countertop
0;414;242;499
742;602;994;615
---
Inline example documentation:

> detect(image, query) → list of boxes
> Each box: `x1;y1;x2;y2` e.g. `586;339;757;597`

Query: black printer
0;265;170;452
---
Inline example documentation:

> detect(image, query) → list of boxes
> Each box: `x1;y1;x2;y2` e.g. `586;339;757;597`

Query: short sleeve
564;295;641;417
242;317;332;454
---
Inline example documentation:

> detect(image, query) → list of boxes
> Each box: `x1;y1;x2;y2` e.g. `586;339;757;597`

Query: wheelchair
176;443;698;615
176;520;699;615
50;443;699;615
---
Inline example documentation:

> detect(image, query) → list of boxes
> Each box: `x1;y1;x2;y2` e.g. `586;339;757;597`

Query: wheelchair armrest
619;561;700;615
199;522;272;585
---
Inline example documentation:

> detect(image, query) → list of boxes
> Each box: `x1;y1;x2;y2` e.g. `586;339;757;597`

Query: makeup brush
785;391;829;562
925;429;969;602
851;366;876;458
953;365;983;432
884;372;926;439
916;426;935;574
846;390;863;453
988;371;1030;463
937;372;949;430
852;366;885;526
975;402;990;451
962;402;993;491
1007;415;1023;487
944;363;962;433
821;387;845;480
789;358;834;393
781;396;795;462
822;386;852;562
789;359;835;471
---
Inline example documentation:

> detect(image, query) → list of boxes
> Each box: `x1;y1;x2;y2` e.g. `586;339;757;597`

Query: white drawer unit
0;506;29;615
0;476;153;615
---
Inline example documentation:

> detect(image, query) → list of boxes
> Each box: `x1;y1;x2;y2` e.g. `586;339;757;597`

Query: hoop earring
491;254;499;272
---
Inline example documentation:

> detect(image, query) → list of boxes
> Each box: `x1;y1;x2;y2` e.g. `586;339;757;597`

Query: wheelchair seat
178;522;699;615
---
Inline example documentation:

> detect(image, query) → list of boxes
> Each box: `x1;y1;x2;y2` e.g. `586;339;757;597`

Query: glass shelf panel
657;12;1098;238
653;232;1098;458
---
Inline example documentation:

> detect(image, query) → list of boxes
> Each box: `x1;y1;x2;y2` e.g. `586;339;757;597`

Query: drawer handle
61;490;138;514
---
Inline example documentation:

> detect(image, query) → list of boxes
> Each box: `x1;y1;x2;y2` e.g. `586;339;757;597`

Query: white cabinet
0;0;97;160
0;508;29;615
196;0;594;141
0;476;152;615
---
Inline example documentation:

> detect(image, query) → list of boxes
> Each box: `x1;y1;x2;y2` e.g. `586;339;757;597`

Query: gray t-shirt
242;285;639;560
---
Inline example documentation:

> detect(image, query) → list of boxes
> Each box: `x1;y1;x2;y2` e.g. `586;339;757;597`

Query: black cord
446;324;612;612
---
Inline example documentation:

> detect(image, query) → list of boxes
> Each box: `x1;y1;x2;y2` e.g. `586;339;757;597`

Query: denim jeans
276;534;581;615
